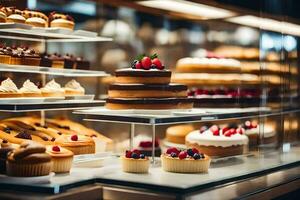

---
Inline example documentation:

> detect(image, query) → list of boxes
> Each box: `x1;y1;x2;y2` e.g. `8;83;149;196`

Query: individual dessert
6;13;26;24
6;141;52;177
0;46;11;64
0;140;14;174
161;147;210;173
106;54;193;109
10;49;23;65
74;57;90;70
41;79;65;97
176;57;241;73
0;10;6;23
55;134;95;155
46;145;73;173
121;149;150;173
63;54;75;69
49;12;75;30
24;11;48;27
185;125;249;157
243;121;276;145
0;78;22;98
165;124;194;145
187;88;261;99
40;53;64;68
19;80;42;97
23;48;41;66
137;139;161;157
64;79;85;96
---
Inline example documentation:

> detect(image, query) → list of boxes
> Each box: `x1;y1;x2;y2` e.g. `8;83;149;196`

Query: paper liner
121;156;150;173
6;161;52;177
161;154;211;173
51;156;73;173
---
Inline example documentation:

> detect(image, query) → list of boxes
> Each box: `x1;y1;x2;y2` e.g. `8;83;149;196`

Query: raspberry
52;145;60;152
166;147;180;155
70;134;78;141
178;151;187;160
125;150;132;158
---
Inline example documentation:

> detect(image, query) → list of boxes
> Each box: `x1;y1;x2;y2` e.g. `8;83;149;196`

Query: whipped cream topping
186;129;248;147
0;78;19;93
64;79;85;93
20;80;41;94
177;57;241;68
245;125;276;138
41;79;64;93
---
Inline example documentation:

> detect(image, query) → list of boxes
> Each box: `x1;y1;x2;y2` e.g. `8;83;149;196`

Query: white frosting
20;80;41;94
26;17;46;24
212;95;231;99
195;94;212;98
177;57;241;68
64;79;85;93
117;68;167;72
7;14;25;21
245;125;276;138
0;78;19;93
186;129;248;147
41;79;64;93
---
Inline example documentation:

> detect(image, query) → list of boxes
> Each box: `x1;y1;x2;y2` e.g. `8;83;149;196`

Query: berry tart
121;149;150;173
137;139;161;157
243;121;276;146
185;124;248;157
161;147;210;173
46;145;74;173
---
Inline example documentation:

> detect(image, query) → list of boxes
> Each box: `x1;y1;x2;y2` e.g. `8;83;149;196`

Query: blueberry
151;64;156;69
131;153;139;159
193;153;201;160
187;149;194;157
170;152;177;158
140;154;145;159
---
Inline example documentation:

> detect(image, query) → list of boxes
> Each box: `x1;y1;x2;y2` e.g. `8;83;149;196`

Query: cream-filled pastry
64;79;85;96
0;78;22;98
19;80;42;97
41;79;65;97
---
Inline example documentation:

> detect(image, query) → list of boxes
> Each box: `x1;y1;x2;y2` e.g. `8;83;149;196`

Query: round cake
185;125;248;157
243;121;276;145
165;124;195;144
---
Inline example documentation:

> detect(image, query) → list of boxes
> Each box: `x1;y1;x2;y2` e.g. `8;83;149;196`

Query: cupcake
0;78;22;98
64;79;85;96
6;141;52;177
55;134;95;155
23;49;41;66
10;49;23;65
121;149;150;173
19;80;42;97
25;17;47;28
46;145;73;173
161;147;211;173
41;79;65;97
0;140;14;174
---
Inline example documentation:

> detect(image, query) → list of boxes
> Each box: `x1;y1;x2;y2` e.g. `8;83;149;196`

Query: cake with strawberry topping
121;149;150;173
185;125;248;157
243;121;276;146
161;147;211;173
106;54;193;109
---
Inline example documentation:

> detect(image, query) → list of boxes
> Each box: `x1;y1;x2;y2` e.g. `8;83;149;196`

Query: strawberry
224;130;232;137
236;127;245;135
210;125;219;136
222;127;229;134
178;151;187;160
141;56;152;70
125;150;132;158
152;58;163;69
135;61;142;69
229;128;236;135
251;121;258;128
166;147;180;155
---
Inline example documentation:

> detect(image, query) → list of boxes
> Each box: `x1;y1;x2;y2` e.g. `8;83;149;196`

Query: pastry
0;140;14;174
55;134;95;155
74;57;90;70
10;49;23;65
19;80;42;97
46;145;73;173
185;125;249;157
121;149;150;173
63;54;75;69
22;49;41;66
0;46;11;64
40;54;64;68
64;79;85;96
6;141;52;177
25;17;47;27
41;79;65;97
0;78;22;98
243;121;276;145
0;10;6;23
137;139;161;157
166;124;195;145
49;12;75;30
161;147;210;173
6;13;26;24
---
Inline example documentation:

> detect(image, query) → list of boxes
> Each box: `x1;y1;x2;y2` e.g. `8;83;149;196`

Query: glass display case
0;0;299;199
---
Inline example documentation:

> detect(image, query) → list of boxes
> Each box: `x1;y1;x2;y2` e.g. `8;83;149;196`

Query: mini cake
74;57;90;70
121;149;150;173
161;147;210;173
0;46;11;64
6;14;26;24
165;124;194;145
40;54;64;68
0;140;14;174
6;141;52;177
10;50;23;65
49;12;75;30
23;49;41;66
19;80;42;97
55;134;95;155
41;79;65;97
185;125;249;157
243;121;276;145
46;145;73;173
0;78;22;98
0;10;6;23
137;139;161;157
25;16;47;27
64;79;85;96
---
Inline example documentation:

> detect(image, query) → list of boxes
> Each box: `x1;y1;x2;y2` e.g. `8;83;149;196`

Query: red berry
178;151;187;160
222;127;229;134
132;149;140;155
52;145;60;152
229;128;236;135
141;56;152;70
224;130;232;137
166;147;180;155
125;150;132;158
135;62;142;69
245;121;251;129
251;121;258;128
152;58;162;69
70;134;78;141
210;125;219;136
192;148;199;154
236;127;245;135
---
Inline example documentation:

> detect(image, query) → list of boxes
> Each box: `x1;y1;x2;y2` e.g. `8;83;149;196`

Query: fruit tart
121;149;150;173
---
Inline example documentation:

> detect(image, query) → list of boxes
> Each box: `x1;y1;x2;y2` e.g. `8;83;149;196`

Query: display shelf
0;64;110;77
0;100;104;112
0;147;299;194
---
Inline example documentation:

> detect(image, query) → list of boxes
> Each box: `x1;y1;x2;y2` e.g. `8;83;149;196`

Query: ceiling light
226;15;300;36
137;0;236;19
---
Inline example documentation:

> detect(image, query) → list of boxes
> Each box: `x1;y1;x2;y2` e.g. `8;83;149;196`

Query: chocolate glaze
106;98;193;104
109;84;187;91
115;69;171;77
